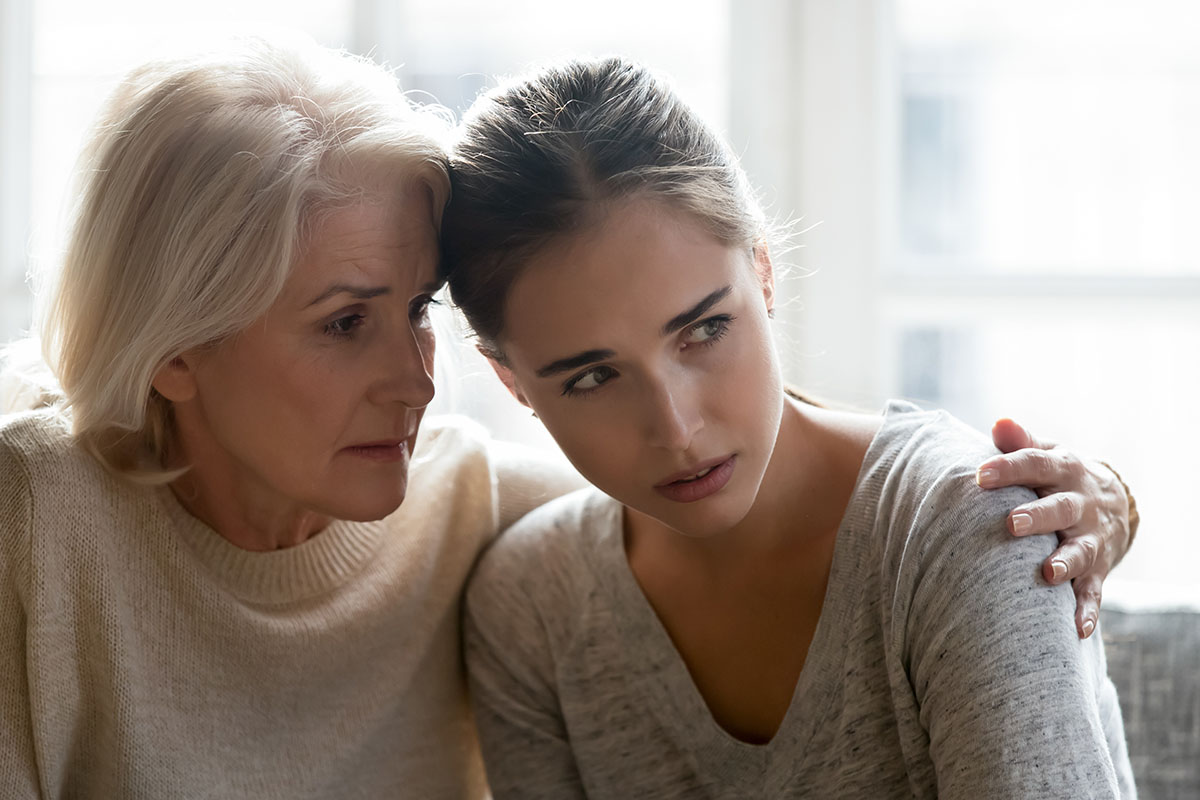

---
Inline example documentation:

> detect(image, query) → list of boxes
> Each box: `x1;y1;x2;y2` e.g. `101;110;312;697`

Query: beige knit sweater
0;408;580;799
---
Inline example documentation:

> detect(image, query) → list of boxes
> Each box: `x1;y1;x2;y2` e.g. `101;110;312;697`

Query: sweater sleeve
0;440;42;798
463;531;587;800
896;475;1127;798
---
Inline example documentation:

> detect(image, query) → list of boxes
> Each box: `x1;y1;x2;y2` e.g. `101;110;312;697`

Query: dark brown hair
441;56;769;361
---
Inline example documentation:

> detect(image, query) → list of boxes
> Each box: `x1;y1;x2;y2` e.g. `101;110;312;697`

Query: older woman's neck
167;472;332;551
163;425;333;552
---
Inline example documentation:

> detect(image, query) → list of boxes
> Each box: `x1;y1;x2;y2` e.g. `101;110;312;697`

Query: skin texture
152;187;442;551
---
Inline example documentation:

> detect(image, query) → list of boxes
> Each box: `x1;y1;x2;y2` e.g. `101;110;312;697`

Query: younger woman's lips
653;455;736;503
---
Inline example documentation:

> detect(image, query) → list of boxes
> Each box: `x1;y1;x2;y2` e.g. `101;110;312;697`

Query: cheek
535;405;631;482
201;348;346;449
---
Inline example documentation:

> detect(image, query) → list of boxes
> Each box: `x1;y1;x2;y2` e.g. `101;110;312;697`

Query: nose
642;374;703;452
367;320;436;409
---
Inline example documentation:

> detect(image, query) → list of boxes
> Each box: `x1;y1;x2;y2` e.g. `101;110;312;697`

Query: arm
978;419;1135;638
1;446;43;798
463;547;587;800
902;480;1133;798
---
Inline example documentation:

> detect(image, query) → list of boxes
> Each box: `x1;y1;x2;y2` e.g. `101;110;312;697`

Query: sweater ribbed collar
155;486;388;606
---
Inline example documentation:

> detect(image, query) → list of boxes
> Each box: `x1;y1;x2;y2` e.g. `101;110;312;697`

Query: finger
977;447;1069;490
990;418;1057;454
1043;532;1102;584
1006;493;1085;536
1072;573;1103;639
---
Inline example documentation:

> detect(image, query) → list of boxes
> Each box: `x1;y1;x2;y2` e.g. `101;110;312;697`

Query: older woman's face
171;188;441;527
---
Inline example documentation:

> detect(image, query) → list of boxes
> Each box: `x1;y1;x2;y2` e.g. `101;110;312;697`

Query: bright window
886;0;1200;589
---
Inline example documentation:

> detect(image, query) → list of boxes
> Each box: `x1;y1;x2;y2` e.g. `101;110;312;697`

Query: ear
753;243;776;316
480;348;533;409
151;354;199;403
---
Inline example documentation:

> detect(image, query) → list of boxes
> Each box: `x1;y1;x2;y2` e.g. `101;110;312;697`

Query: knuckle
1027;450;1055;482
1075;534;1100;566
1064;454;1087;482
1056;492;1084;523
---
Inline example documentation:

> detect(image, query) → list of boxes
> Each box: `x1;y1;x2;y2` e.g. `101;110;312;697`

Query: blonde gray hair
39;36;451;481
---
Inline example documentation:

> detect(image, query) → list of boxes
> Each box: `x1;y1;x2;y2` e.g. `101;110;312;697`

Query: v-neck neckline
581;404;899;787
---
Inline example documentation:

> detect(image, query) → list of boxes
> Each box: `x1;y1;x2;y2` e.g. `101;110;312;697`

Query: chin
642;495;755;539
324;482;409;523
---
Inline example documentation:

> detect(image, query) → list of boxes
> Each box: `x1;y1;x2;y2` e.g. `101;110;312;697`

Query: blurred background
1;0;1196;594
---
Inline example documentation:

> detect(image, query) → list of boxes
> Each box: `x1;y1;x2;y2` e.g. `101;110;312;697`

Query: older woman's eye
683;314;734;347
324;314;365;339
562;365;617;396
410;293;440;320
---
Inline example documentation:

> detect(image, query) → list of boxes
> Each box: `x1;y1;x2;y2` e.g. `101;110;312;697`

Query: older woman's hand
975;419;1134;640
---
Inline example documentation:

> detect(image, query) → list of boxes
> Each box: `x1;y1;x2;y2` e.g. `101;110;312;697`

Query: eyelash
560;314;736;397
322;295;440;341
324;313;365;340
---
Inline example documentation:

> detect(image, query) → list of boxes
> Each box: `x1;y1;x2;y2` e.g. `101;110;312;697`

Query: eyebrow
533;286;734;379
661;286;732;335
305;279;442;308
536;348;618;378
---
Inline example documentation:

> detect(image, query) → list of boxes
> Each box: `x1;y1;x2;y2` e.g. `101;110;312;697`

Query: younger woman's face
495;199;784;537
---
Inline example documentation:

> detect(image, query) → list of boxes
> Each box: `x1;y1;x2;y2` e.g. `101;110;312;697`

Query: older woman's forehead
291;196;439;292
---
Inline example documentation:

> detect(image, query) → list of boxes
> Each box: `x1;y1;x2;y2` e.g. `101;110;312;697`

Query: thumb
991;417;1055;453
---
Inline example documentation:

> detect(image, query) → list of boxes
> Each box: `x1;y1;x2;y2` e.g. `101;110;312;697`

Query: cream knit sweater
0;408;580;799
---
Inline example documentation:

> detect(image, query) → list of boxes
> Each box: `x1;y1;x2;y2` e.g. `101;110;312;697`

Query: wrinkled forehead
285;188;441;299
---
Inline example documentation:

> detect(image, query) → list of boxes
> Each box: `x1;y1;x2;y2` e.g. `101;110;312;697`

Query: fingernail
1082;618;1095;638
1011;512;1033;535
976;468;998;487
1051;560;1067;581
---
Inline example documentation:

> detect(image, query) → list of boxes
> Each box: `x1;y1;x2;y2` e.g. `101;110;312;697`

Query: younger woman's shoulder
465;487;615;632
861;401;1046;593
866;400;1023;507
475;487;613;580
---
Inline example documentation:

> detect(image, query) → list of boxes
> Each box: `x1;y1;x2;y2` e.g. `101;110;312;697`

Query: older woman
0;39;1133;798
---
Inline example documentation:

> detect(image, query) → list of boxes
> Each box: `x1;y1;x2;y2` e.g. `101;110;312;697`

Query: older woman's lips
653;455;736;503
344;441;409;463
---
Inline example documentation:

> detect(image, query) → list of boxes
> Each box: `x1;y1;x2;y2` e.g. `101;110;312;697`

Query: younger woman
444;58;1136;797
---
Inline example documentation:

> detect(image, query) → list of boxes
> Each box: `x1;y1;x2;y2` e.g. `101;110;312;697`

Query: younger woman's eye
562;365;618;396
324;313;365;339
683;314;734;347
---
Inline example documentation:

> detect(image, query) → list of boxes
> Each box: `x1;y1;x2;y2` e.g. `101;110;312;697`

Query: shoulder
407;414;498;497
867;400;1035;546
0;408;103;499
466;488;613;640
0;409;105;585
413;413;492;462
862;402;1066;645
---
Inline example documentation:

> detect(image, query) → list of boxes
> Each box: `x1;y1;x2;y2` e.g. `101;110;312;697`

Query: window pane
382;0;729;126
28;1;354;287
896;0;1200;276
886;308;1200;587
